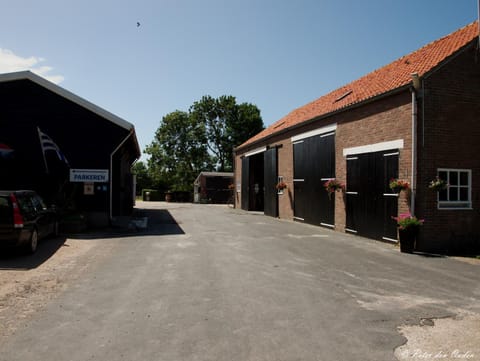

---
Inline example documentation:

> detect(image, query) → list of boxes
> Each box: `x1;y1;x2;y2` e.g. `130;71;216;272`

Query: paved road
1;202;479;361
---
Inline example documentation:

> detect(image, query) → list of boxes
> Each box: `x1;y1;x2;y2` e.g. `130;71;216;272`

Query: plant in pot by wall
324;179;345;195
428;176;448;191
392;212;424;253
389;178;410;193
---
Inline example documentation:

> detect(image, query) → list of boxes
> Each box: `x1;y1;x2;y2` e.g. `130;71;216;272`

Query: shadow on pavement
0;236;68;270
67;208;185;240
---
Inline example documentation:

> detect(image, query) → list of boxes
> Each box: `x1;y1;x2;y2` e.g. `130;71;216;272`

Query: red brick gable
238;21;479;150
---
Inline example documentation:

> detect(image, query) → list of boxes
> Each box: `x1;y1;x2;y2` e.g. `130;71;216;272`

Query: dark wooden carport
0;71;140;226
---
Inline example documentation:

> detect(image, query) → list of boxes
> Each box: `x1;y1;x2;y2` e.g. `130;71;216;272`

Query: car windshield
0;196;13;224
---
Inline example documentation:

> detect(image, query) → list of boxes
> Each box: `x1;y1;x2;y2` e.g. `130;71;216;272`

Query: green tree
145;110;212;192
145;96;264;192
131;161;152;195
190;95;264;171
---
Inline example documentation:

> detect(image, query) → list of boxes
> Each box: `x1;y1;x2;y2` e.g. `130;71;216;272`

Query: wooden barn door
263;148;278;217
241;157;250;211
346;150;398;240
317;133;335;227
293;140;307;221
382;151;399;241
293;133;335;227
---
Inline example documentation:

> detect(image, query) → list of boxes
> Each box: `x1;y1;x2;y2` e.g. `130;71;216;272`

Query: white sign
70;169;109;183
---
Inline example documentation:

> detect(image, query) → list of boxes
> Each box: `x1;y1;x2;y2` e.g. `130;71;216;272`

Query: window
437;169;471;209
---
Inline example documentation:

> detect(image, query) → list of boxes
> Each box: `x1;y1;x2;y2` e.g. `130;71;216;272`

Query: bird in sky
137;22;141;27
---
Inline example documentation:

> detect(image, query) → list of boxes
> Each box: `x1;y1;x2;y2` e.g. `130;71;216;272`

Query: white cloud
0;48;64;84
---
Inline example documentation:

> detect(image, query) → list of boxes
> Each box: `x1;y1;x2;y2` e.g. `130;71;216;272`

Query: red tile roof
238;21;479;150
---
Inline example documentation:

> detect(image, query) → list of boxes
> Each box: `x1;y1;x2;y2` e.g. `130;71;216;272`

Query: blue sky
0;0;477;160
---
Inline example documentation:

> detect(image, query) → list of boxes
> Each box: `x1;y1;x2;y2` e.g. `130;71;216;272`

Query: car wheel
28;229;38;254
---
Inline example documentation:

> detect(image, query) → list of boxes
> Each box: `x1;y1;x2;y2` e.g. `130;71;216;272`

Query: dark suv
0;190;58;254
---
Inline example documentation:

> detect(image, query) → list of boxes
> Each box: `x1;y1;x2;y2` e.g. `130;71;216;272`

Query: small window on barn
437;169;472;209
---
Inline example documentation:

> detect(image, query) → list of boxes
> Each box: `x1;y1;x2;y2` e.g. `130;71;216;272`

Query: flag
0;143;14;159
37;128;69;166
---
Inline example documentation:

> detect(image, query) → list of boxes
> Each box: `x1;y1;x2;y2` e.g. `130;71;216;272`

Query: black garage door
241;152;264;212
293;132;335;227
264;147;278;217
241;157;250;211
345;150;399;241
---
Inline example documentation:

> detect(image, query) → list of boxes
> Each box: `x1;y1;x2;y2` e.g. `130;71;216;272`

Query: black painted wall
0;78;137;217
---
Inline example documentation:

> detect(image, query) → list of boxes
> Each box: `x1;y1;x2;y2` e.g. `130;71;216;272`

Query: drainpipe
110;129;134;221
410;73;421;216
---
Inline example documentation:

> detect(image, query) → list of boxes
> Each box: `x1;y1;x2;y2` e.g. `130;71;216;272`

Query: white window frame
343;139;404;157
291;124;337;143
437;168;472;210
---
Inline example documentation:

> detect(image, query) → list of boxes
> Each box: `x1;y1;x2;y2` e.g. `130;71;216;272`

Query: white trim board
343;139;404;156
291;124;337;143
244;146;266;157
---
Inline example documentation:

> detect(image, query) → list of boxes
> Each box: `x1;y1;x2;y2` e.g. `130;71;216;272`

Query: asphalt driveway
0;202;479;361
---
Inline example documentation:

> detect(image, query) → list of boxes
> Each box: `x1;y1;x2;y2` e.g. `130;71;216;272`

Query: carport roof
0;70;140;155
237;21;479;151
194;171;233;184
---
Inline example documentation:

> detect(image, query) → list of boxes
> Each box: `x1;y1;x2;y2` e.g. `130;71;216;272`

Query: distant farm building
194;172;233;204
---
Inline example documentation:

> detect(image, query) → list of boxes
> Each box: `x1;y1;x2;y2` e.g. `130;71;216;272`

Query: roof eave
235;85;411;154
0;70;135;132
130;128;141;159
422;38;478;81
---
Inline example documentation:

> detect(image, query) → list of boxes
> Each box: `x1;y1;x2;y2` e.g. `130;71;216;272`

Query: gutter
410;73;421;216
109;129;135;221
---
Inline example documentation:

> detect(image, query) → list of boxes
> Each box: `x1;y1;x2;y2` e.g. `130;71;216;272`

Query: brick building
193;172;233;204
234;22;480;254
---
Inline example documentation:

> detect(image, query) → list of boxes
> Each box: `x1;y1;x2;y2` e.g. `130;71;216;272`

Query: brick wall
416;46;480;253
235;91;413;225
234;44;480;254
234;153;242;208
335;92;413;231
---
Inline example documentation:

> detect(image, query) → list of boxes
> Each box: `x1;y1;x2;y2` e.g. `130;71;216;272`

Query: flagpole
37;127;49;174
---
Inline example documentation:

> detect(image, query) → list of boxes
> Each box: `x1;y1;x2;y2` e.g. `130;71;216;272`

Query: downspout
110;129;134;221
410;73;421;216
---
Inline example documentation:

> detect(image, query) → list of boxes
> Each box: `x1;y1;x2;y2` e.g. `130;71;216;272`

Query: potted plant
392;212;424;253
324;179;345;194
428;176;448;191
389;178;410;193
